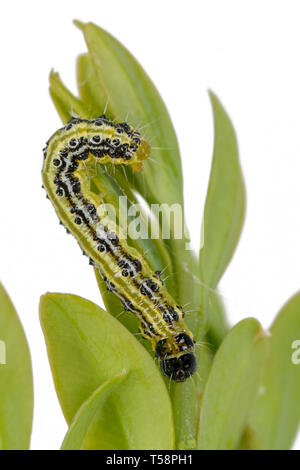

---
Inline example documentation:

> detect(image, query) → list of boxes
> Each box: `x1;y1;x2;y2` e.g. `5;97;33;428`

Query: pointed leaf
49;70;90;121
199;91;246;341
198;318;268;450
0;283;33;449
74;20;184;210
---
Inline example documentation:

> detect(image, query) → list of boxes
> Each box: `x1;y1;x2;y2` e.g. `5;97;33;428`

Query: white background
0;0;299;450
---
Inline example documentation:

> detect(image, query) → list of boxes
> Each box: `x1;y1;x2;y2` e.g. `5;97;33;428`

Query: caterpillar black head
155;333;196;382
160;353;197;382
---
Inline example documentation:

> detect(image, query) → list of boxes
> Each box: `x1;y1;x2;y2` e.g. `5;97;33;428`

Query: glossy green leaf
199;91;246;341
40;293;174;449
247;292;300;449
0;283;33;449
198;318;268;450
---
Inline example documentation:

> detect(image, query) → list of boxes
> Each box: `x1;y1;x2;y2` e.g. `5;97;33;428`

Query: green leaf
74;20;184;210
198;318;268;450
40;293;174;449
247;292;300;449
200;91;246;286
61;373;125;449
77;53;110;118
62;370;172;450
0;283;33;449
199;91;246;341
205;291;229;348
49;70;90;121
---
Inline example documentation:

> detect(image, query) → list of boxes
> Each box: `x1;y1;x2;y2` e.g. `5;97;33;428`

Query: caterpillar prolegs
42;115;197;382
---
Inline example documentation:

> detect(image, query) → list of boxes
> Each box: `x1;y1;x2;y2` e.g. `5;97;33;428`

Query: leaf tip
207;89;223;112
73;19;85;31
49;69;60;85
207;88;216;100
39;292;59;318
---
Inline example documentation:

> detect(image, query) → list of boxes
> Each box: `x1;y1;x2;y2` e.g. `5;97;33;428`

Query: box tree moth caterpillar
42;115;197;382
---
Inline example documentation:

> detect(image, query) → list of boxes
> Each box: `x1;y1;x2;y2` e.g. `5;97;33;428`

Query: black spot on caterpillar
42;115;197;382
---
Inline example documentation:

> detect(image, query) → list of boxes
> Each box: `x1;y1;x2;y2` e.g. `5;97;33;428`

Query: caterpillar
42;115;197;382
